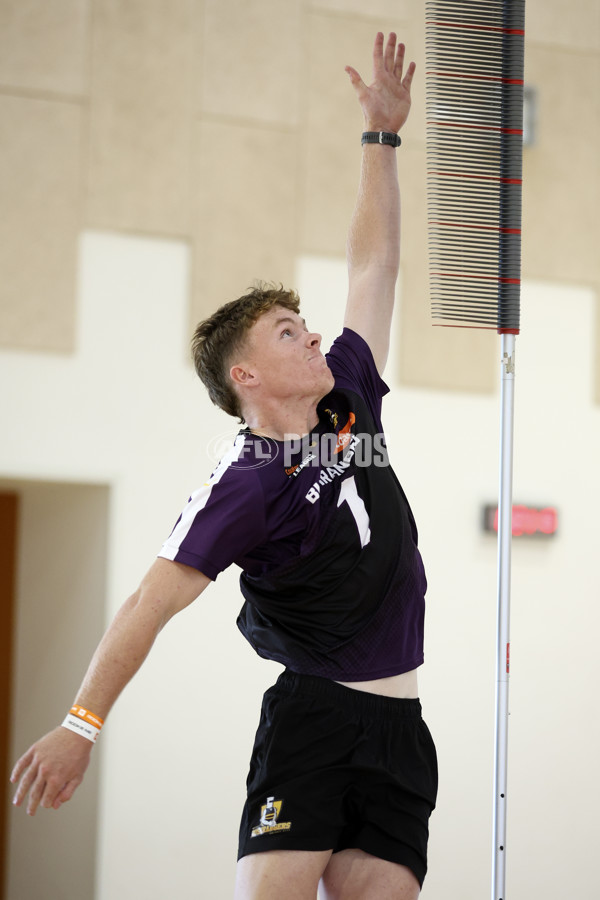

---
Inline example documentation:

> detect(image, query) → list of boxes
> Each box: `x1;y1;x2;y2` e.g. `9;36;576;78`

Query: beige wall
1;2;600;899
0;0;598;396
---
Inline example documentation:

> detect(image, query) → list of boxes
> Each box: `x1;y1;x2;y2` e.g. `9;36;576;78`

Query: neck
244;400;321;441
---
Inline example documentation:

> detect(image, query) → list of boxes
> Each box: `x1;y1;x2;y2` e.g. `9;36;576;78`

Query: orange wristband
70;705;104;729
61;705;104;743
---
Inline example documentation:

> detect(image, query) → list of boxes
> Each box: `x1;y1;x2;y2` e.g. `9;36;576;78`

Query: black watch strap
361;131;402;148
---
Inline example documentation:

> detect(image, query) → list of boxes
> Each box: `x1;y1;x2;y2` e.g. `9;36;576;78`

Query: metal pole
492;332;516;900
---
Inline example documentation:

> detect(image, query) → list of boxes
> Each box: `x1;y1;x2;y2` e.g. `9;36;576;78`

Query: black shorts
238;670;438;887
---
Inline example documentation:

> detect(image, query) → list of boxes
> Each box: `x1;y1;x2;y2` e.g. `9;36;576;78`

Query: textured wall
0;0;598;396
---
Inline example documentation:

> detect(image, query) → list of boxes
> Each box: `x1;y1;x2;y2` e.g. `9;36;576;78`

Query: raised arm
11;559;210;816
344;33;415;373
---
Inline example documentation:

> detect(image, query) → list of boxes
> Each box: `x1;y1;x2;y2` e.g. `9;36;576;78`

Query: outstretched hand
11;726;92;816
346;32;415;134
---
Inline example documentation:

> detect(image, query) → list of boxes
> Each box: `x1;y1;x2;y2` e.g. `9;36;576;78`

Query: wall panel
201;0;303;126
0;96;82;352
86;0;195;236
0;0;89;97
526;0;600;51
522;47;600;286
192;120;297;323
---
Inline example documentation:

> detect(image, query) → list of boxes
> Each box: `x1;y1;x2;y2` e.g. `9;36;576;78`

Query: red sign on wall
483;504;558;537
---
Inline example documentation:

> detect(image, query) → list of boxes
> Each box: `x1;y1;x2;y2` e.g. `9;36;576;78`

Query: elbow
120;587;172;636
347;252;400;282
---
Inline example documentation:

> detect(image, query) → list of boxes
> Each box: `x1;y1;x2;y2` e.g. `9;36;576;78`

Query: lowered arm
11;558;210;816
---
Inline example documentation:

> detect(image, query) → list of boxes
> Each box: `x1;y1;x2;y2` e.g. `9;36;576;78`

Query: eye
281;328;292;338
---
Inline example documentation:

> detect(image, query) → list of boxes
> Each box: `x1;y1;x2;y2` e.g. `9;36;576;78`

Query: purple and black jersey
159;328;426;681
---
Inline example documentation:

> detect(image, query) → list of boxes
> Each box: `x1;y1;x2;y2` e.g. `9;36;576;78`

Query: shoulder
158;433;270;579
326;329;388;386
325;328;390;423
202;432;269;503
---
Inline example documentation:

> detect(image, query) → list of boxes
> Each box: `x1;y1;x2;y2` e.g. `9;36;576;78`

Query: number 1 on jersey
337;476;371;548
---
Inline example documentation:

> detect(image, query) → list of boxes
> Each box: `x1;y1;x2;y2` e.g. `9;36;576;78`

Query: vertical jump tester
425;2;526;898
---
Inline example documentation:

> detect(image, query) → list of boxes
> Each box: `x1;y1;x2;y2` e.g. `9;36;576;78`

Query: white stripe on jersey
159;434;247;559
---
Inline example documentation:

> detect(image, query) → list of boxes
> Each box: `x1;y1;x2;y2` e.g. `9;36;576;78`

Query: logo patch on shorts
251;796;292;837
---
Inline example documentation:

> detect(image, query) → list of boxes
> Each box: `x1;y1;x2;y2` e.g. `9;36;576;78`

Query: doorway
2;480;109;900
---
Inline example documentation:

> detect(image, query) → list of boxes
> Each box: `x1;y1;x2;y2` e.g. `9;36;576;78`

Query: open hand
11;726;92;816
346;32;416;134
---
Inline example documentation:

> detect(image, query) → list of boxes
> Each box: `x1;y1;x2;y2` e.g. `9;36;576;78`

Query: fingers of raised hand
345;64;365;91
372;33;414;91
383;32;398;73
393;40;406;78
402;60;416;93
372;30;385;72
373;31;397;76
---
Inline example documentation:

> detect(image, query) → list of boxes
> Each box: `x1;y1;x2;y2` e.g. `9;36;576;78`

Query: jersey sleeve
325;328;390;428
158;464;267;580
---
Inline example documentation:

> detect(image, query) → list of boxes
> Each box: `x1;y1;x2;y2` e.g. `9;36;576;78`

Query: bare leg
320;849;420;900
235;849;333;900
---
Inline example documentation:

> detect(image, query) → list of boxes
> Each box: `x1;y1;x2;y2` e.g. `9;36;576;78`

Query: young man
11;34;436;899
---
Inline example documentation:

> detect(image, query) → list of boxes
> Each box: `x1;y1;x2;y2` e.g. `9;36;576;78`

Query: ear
230;364;259;388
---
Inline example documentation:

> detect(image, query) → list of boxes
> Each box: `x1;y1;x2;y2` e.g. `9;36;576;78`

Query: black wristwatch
361;131;402;148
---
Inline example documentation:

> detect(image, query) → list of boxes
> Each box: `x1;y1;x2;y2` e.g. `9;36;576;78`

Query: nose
307;331;322;349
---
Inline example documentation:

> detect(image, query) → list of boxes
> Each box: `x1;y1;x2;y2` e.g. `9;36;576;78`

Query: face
233;306;334;406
